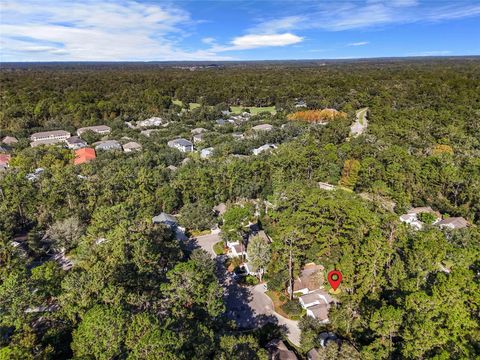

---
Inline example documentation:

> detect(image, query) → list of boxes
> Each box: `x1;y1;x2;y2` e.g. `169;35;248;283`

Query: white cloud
248;16;306;34
0;0;232;61
231;33;303;49
211;33;303;52
249;1;480;33
348;41;369;46
202;37;216;45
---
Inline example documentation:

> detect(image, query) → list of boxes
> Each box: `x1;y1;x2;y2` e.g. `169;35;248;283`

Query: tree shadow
217;257;281;331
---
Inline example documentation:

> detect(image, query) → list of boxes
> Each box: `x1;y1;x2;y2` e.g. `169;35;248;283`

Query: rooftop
30;130;70;139
293;263;324;292
251;124;273;131
438;217;468;229
152;212;177;225
168;138;193;147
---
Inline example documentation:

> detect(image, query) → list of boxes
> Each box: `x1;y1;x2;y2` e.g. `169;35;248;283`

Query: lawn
230;106;276;115
172;99;201;110
213;241;226;256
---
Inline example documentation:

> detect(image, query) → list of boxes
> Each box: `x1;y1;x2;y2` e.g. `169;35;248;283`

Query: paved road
193;232;221;256
350;107;369;137
193;232;300;346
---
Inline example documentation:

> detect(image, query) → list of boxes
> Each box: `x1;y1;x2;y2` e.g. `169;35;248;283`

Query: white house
122;141;142;152
399;207;441;230
137;117;163;128
77;125;111;136
299;289;334;323
94;140;122;151
437;217;469;230
30;130;70;142
65;136;87;150
167;138;193;153
193;133;206;143
252;144;277;155
200;147;214;159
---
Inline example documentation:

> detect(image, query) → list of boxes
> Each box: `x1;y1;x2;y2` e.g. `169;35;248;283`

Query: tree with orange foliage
287;109;347;123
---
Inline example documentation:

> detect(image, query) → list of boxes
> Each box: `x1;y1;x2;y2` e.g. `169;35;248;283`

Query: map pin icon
327;270;342;291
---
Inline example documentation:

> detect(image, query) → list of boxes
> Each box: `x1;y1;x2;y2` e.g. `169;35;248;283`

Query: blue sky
1;0;479;61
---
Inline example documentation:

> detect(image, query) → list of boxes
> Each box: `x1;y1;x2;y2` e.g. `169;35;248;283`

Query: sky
1;0;479;62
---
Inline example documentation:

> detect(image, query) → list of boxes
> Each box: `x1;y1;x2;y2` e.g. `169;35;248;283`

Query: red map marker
327;270;342;291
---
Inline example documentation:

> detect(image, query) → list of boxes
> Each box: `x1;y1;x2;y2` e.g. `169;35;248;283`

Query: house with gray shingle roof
167;138;193;153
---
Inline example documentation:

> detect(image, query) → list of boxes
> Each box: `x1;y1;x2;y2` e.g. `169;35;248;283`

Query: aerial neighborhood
1;59;479;360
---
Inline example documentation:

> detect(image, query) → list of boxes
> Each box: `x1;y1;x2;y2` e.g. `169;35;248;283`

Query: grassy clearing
172;100;201;110
213;241;226;256
231;106;276;115
356;107;368;126
265;291;290;318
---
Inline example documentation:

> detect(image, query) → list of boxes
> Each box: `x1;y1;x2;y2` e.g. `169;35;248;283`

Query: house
200;147;214;159
167;165;178;172
193;133;207;143
266;339;298;360
2;136;18;145
292;263;324;295
122;141;142;152
152;212;187;241
252;144;277;155
318;182;336;191
94;140;121;151
228;243;247;258
299;289;332;308
137;117;163;128
31;138;67;147
437;217;469;230
299;289;334;323
77;125;111;137
30;130;70;142
0;154;11;171
191;127;208;135
307;333;339;359
295;100;307;108
26;168;44;181
167;138;193;153
215;119;228;126
140;129;160;137
0;145;10;153
65;136;87;149
152;212;178;228
251;124;273;132
213;203;227;216
74;148;96;165
399;207;441;230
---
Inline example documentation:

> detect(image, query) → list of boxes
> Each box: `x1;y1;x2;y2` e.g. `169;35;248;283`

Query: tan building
30;130;70;142
77;125;111;136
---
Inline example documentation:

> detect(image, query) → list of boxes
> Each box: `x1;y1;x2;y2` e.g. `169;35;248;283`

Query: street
191;232;301;346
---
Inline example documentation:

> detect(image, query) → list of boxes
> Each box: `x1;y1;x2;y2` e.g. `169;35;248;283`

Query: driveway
191;232;301;346
192;232;221;256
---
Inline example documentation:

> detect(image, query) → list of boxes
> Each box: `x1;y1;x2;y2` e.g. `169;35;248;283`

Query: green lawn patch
213;241;226;256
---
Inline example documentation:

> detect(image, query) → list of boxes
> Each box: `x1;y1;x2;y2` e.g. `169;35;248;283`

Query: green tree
71;305;127;360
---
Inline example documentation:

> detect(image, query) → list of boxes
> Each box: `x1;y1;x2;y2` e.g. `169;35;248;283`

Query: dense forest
0;59;479;359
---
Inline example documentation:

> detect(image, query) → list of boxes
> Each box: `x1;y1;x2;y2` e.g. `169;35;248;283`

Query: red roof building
74;148;96;165
0;154;11;168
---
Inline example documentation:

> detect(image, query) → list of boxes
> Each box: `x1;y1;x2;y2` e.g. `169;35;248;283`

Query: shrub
281;300;304;320
418;212;437;225
244;275;259;286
